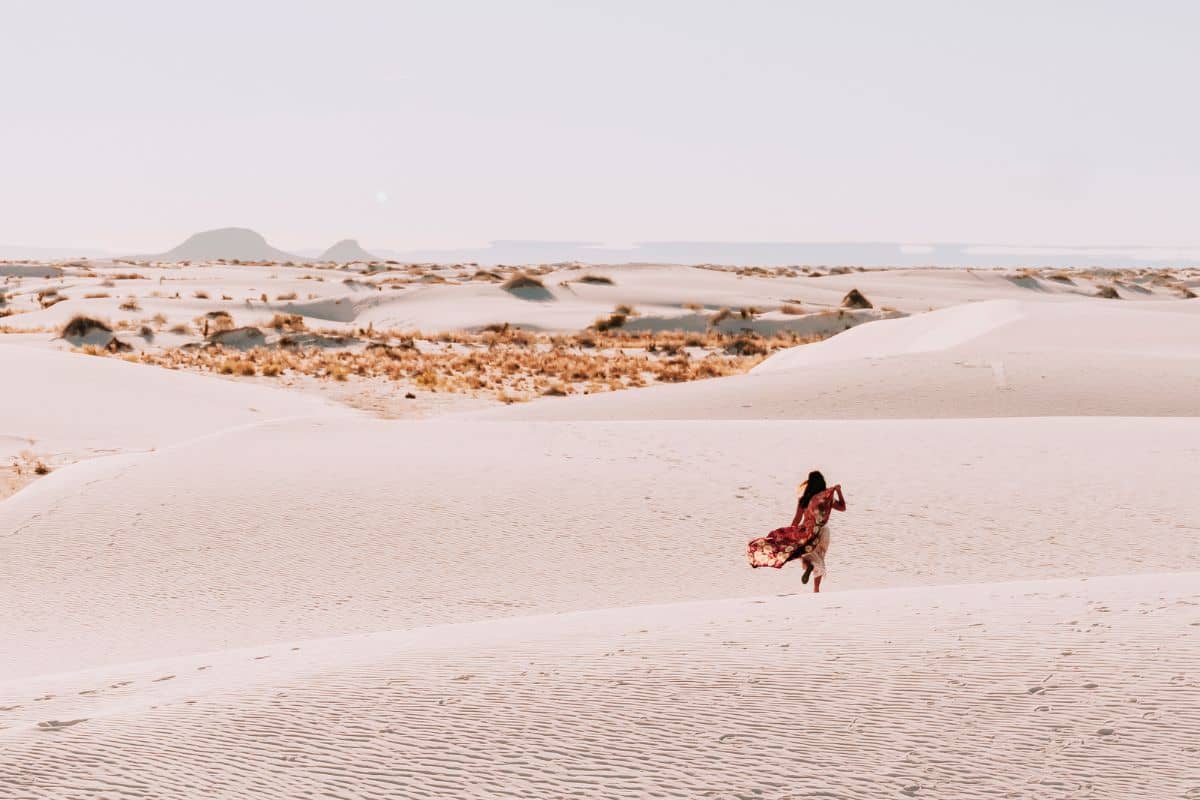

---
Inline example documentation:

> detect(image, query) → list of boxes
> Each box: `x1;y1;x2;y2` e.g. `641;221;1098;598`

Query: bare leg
813;575;822;593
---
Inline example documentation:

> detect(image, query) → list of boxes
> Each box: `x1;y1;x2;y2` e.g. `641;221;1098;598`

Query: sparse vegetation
578;274;615;285
119;297;141;312
1096;285;1121;299
91;325;824;402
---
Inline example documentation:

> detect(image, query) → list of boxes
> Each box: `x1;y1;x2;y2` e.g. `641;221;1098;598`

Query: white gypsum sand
1;261;1198;798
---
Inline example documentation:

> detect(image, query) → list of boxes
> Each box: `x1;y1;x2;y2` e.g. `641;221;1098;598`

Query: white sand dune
0;342;351;471
485;299;1200;420
4;416;1198;682
2;573;1197;799
2;264;1198;798
5;263;1187;339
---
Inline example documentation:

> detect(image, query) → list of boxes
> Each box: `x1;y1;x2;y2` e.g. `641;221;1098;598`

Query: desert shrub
276;292;298;301
1095;284;1120;299
710;307;733;326
779;303;805;315
726;335;768;356
593;312;628;332
112;272;144;280
578;274;614;285
268;313;306;332
169;323;191;335
194;290;209;299
739;306;760;319
841;289;873;309
502;272;545;290
84;292;110;299
119;297;141;311
61;315;112;338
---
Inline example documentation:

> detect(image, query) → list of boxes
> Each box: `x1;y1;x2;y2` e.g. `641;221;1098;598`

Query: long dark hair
798;470;827;510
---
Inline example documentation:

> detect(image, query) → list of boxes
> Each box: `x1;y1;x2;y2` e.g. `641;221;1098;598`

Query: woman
747;470;846;593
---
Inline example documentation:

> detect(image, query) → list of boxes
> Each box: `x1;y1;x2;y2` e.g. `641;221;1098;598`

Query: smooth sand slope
2;574;1197;799
0;342;352;501
485;299;1200;420
2;266;1198;799
4;415;1199;680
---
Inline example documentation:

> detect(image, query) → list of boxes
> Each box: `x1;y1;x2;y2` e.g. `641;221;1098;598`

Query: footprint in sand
152;675;175;683
37;718;88;731
110;681;133;688
34;694;54;701
0;705;22;712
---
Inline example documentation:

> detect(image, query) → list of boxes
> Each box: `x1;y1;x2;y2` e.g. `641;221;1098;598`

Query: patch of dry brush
100;326;823;403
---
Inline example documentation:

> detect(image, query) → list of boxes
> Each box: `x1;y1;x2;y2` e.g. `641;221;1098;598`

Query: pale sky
3;0;1197;252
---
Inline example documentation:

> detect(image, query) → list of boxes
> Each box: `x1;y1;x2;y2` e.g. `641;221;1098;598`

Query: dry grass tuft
268;313;306;332
1095;284;1121;299
84;292;110;299
593;312;628;332
119;297;141;312
578;274;615;285
276;292;298;301
779;303;805;315
502;272;545;291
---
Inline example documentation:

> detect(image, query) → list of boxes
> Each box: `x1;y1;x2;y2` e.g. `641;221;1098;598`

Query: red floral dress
747;485;846;569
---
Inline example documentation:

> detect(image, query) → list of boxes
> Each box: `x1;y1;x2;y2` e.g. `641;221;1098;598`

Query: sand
1;262;1197;798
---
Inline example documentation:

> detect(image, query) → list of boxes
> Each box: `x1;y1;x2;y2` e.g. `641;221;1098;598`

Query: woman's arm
830;485;846;512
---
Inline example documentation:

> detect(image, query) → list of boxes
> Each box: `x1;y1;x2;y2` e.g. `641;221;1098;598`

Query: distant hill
153;228;303;262
319;239;378;262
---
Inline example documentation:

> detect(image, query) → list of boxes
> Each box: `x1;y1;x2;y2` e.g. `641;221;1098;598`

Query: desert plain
2;256;1198;799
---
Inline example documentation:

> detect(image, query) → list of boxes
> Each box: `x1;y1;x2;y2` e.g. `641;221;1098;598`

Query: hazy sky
3;0;1197;252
